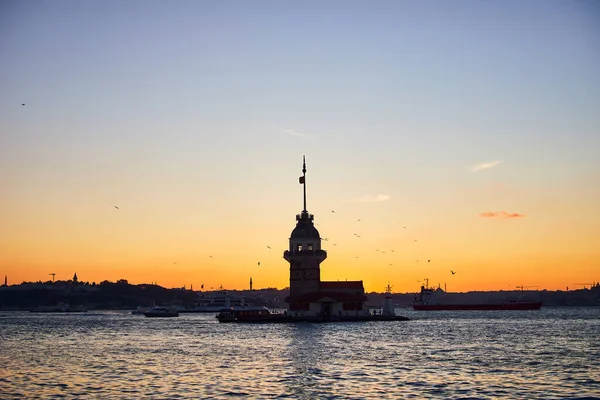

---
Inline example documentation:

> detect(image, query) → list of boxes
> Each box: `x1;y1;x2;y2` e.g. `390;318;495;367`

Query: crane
516;285;538;293
574;283;594;289
49;273;55;283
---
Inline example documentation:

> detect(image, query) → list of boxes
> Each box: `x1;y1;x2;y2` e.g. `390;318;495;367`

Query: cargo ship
413;280;542;311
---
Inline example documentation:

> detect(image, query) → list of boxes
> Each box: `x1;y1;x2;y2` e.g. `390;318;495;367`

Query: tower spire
300;155;307;213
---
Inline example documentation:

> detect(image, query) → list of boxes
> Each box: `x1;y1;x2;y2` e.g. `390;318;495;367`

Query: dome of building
290;215;321;239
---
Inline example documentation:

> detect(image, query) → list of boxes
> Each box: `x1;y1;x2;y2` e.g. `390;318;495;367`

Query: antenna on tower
301;155;307;213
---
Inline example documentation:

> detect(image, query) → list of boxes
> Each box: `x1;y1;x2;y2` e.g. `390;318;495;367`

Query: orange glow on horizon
1;159;598;293
2;246;598;293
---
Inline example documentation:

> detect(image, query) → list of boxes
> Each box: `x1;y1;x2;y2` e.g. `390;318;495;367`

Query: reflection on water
284;323;329;398
1;308;599;399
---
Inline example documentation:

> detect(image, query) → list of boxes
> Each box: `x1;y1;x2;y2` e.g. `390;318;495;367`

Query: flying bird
333;243;337;246
209;255;213;258
331;210;335;213
21;103;25;106
266;246;271;249
428;260;430;262
258;261;260;266
114;206;119;209
403;226;406;228
451;270;456;275
357;219;361;222
414;240;417;242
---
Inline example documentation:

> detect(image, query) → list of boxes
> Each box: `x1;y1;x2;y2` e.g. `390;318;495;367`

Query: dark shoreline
1;281;599;310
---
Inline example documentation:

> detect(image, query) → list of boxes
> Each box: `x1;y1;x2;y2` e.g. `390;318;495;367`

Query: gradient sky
1;1;599;293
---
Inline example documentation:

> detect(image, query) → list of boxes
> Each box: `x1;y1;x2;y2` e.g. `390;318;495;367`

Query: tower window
297;244;303;251
307;244;313;251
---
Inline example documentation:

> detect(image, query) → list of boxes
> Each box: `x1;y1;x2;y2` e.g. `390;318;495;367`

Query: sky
1;0;599;293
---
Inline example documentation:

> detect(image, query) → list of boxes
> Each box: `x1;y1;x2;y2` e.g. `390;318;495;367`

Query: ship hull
413;302;542;311
218;314;411;323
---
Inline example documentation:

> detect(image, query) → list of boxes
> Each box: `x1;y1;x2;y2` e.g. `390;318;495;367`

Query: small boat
413;280;542;311
143;307;179;318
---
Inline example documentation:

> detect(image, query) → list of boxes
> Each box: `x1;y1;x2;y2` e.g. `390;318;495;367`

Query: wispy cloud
356;194;391;203
282;128;306;138
479;211;525;219
471;160;503;172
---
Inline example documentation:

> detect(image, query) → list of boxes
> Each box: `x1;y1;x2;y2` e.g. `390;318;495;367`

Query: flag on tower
299;176;305;184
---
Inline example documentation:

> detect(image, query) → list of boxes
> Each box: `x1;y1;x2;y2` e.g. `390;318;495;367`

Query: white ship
174;290;257;313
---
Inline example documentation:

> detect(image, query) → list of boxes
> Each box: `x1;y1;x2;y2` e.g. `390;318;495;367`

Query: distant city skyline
1;1;599;292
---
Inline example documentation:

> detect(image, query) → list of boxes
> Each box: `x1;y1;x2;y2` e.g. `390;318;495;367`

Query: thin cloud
356;194;391;203
471;160;503;172
479;211;525;219
282;128;306;138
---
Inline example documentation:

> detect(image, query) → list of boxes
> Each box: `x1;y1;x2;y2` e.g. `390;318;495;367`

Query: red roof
320;281;364;290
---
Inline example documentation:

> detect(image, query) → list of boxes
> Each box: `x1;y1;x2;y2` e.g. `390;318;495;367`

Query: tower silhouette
283;156;327;303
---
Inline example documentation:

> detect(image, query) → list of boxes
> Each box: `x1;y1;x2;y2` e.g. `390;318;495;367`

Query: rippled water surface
1;308;599;399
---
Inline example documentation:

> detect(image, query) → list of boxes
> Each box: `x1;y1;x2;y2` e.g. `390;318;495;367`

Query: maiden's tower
283;157;369;318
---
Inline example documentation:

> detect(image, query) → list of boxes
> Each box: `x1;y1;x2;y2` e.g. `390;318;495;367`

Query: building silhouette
284;157;367;318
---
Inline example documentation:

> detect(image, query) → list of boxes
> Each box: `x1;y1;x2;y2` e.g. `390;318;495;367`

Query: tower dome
290;212;321;239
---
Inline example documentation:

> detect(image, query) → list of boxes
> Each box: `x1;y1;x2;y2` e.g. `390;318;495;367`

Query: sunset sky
1;1;599;293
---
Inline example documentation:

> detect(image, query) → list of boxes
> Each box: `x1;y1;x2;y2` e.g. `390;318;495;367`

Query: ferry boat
216;305;410;323
174;290;258;313
144;306;179;318
413;280;542;311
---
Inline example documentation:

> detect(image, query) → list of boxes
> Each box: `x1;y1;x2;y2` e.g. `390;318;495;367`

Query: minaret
250;277;253;291
283;156;327;303
3;275;6;286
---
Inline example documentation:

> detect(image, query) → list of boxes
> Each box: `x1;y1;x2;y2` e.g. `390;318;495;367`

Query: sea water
1;307;599;399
